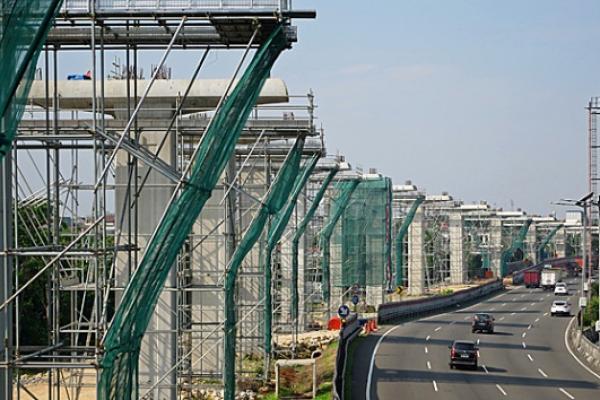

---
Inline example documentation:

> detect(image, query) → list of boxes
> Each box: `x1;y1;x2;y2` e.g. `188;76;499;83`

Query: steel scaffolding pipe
394;195;425;288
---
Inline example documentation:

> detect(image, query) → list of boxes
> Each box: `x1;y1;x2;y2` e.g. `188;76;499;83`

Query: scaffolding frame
1;3;317;399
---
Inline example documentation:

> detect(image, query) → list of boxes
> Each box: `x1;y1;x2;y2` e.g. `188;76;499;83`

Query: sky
270;0;600;216
35;0;600;216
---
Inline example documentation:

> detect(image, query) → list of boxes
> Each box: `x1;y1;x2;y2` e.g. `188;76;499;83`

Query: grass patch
260;340;338;399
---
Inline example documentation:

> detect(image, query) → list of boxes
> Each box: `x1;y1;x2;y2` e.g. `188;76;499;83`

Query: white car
550;300;571;316
554;282;568;296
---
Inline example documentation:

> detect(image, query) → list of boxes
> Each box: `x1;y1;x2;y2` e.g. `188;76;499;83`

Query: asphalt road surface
352;280;600;400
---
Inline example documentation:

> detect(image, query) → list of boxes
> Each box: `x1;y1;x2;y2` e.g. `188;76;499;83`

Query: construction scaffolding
1;1;318;399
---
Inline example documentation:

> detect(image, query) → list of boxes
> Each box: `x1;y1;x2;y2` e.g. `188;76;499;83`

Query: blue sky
270;0;600;215
49;1;600;215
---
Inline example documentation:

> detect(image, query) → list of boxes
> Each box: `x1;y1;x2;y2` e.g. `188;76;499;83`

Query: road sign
338;305;350;319
579;297;587;308
351;295;359;305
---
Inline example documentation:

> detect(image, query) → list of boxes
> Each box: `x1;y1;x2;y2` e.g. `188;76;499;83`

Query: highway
352;280;600;400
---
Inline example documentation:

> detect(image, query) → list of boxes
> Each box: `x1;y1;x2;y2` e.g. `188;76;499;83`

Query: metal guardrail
378;280;504;324
62;0;291;12
332;313;361;400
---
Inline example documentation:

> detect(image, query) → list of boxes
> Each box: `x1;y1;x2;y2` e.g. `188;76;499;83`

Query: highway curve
352;280;600;400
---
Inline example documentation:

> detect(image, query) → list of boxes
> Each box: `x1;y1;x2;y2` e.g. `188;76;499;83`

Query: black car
449;340;479;369
471;313;495;334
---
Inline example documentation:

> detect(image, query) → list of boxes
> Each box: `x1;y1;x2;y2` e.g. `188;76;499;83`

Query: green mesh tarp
290;168;338;321
224;136;306;400
98;25;288;400
0;0;63;160
332;178;391;288
263;154;318;356
320;180;359;306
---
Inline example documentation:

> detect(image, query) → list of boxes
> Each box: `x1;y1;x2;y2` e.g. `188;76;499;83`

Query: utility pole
581;204;588;332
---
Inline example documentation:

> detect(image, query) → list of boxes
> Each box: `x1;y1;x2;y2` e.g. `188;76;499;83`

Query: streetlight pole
581;204;588;332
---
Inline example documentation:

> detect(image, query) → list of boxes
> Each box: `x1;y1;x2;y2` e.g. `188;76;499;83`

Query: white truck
541;267;564;290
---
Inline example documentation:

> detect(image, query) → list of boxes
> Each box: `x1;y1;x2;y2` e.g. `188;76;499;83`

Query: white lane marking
564;316;600;381
559;388;575;399
450;320;456;325
434;326;442;332
482;364;489;373
501;303;507;307
520;294;525;297
433;380;438;392
520;307;527;311
499;316;505;321
496;384;508;396
530;302;536;306
543;312;549;316
426;335;431;341
366;324;403;400
522;332;527;338
427;361;432;370
425;347;428;354
535;318;540;323
527;324;532;330
510;312;516;316
476;339;480;345
490;307;496;311
366;287;510;400
464;316;470;320
527;354;534;362
538;368;548;378
522;342;527;349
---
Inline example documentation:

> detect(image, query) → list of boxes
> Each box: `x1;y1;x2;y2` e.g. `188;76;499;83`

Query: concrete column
408;208;425;295
0;155;13;400
555;226;566;258
449;212;464;285
366;286;384;309
526;222;537;265
115;104;177;399
490;217;503;278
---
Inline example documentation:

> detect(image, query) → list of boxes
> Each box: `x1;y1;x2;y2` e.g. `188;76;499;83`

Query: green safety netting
320;180;359;308
263;154;318;357
0;0;63;161
537;224;563;262
331;178;392;289
500;219;532;277
290;168;338;322
394;195;424;288
224;136;306;400
98;25;288;400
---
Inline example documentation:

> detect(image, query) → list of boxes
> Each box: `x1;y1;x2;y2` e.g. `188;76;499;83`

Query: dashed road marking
433;380;439;392
490;307;496;311
511;312;516;316
520;307;527;311
425;347;428;354
482;364;489;374
538;368;548;378
464;316;470;320
522;342;527;349
496;384;508;396
527;354;534;362
476;339;480;345
501;303;507;307
426;335;431;341
559;388;575;399
530;302;536;306
427;361;432;370
499;316;505;321
544;312;549;316
535;318;540;323
434;326;442;332
522;332;527;338
527;324;532;330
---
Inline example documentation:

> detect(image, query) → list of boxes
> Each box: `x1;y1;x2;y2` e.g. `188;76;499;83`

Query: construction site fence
332;313;361;400
378;280;504;324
